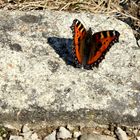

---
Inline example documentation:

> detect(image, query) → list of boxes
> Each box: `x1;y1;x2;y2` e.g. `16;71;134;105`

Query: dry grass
0;0;140;40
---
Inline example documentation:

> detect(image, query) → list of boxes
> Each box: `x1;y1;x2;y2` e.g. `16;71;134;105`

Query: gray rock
21;124;39;140
67;124;74;131
9;136;23;140
138;39;140;47
80;133;116;140
0;10;139;127
57;126;72;139
115;127;128;140
43;130;56;140
22;124;30;133
30;132;39;140
73;131;82;138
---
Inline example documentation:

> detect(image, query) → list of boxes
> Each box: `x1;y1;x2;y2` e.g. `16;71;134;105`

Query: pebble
57;126;72;139
21;130;32;139
73;131;82;138
9;135;23;140
1;124;140;140
79;133;116;140
67;124;74;131
30;132;39;140
115;127;128;140
138;39;140;47
22;124;30;133
43;130;56;140
21;124;39;140
4;124;17;130
133;129;138;135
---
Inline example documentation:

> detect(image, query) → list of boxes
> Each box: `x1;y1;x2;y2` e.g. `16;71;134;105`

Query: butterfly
70;19;120;69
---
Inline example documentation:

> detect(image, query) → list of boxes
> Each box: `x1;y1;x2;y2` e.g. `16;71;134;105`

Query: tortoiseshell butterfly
70;19;120;69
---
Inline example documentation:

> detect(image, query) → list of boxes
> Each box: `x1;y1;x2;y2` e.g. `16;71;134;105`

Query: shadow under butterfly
47;37;75;66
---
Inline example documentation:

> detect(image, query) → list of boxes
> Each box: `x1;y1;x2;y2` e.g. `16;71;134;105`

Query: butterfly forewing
71;19;87;64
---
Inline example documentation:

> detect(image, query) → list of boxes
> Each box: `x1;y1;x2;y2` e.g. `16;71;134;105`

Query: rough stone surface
80;133;116;140
0;10;139;127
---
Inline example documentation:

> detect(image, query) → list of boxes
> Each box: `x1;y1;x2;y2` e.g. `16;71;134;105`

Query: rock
73;131;82;138
22;124;30;133
21;124;39;140
0;10;139;127
21;131;33;139
9;135;23;140
137;137;140;140
3;124;17;130
57;127;72;139
133;129;138;135
43;130;56;140
115;127;128;140
0;137;3;140
80;133;116;140
67;124;74;131
30;132;39;140
138;39;140;47
22;131;39;140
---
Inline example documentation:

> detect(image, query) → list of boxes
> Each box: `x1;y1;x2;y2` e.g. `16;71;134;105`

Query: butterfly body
70;19;120;69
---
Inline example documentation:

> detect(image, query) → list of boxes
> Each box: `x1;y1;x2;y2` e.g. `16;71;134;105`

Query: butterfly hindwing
87;30;120;67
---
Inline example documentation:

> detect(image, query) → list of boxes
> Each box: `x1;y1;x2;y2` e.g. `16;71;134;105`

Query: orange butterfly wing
87;30;120;66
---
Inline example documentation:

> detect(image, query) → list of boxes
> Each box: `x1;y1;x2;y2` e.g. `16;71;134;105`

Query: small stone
73;131;81;138
21;124;39;140
67;124;74;131
22;131;32;139
0;137;3;140
115;127;128;140
30;132;39;140
138;40;140;47
4;124;17;130
57;127;72;139
133;129;138;135
103;129;111;135
125;128;134;137
23;131;39;140
43;130;56;140
137;137;140;140
9;135;23;140
80;133;116;140
22;124;30;133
